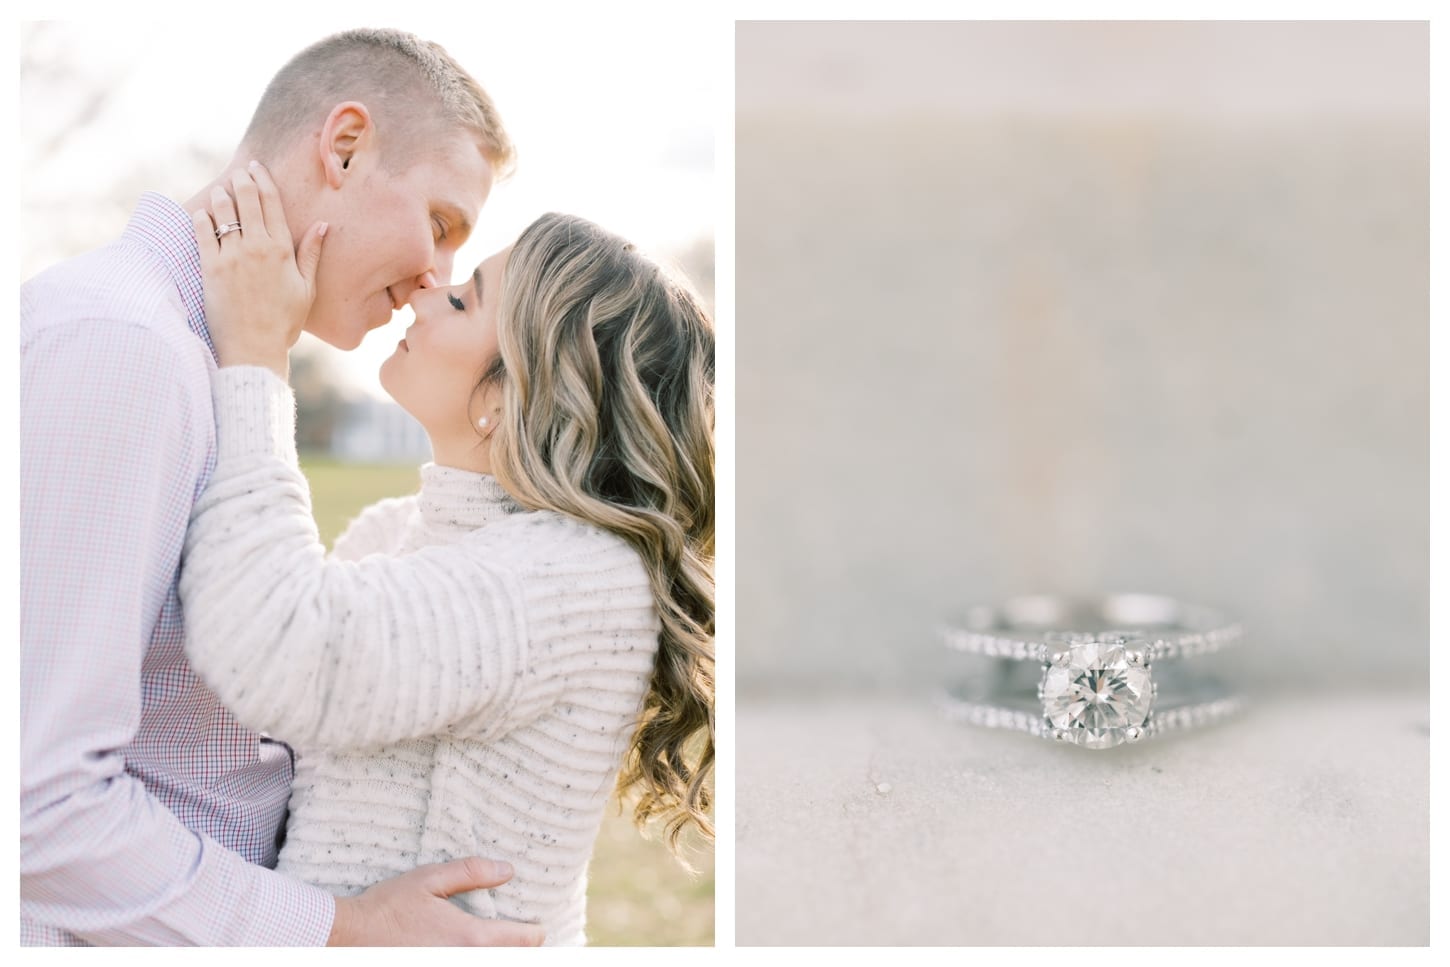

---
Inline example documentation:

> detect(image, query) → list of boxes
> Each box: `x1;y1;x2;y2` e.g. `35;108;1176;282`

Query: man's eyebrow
472;264;484;303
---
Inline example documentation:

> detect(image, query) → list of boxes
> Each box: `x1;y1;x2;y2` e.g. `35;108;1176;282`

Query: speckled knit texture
179;366;660;945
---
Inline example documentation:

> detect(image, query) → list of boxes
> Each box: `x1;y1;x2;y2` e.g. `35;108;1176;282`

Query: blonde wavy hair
482;213;714;857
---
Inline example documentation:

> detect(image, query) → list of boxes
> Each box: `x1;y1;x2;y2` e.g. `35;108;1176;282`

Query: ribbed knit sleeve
179;367;532;749
179;366;660;757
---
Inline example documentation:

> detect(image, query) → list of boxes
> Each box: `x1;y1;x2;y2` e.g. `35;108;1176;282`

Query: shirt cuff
238;871;336;946
178;851;337;946
211;366;298;466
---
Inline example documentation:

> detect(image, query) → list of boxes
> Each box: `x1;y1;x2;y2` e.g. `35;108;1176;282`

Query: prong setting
1039;637;1154;749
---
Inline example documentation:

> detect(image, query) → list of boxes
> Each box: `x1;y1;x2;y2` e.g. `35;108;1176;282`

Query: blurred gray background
735;21;1428;946
737;20;1427;697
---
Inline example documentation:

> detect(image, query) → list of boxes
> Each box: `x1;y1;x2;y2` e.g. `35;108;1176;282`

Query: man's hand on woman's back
328;857;544;946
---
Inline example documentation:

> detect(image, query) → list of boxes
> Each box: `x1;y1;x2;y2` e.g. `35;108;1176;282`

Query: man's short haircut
243;28;515;178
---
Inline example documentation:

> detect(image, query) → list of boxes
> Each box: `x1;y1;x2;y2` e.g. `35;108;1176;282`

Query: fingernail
249;160;262;170
491;860;514;879
318;222;329;237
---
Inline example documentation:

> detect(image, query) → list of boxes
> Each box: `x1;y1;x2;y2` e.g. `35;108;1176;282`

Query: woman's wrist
215;342;290;380
219;357;289;380
211;365;299;465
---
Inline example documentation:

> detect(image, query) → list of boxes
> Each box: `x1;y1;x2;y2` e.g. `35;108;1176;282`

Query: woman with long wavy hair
177;165;713;945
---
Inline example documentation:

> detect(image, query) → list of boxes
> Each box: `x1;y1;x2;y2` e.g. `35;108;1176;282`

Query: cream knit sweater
178;367;659;945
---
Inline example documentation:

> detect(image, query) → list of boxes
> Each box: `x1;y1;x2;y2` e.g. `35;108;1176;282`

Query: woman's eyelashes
448;292;466;311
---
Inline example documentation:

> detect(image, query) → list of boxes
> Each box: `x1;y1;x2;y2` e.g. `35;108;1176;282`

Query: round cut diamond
1040;640;1153;749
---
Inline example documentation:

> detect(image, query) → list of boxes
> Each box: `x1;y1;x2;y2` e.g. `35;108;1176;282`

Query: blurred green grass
298;455;715;946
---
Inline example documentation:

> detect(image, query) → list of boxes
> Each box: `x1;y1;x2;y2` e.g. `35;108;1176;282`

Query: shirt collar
416;463;525;538
122;192;216;360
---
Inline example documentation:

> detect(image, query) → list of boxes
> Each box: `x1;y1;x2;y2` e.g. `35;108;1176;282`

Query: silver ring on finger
214;221;243;239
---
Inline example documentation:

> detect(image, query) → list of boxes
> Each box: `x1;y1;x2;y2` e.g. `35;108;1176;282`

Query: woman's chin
377;359;432;434
377;356;405;408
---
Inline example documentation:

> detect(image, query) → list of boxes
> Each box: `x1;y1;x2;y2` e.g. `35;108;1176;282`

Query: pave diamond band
939;688;1244;744
940;594;1244;749
941;593;1244;664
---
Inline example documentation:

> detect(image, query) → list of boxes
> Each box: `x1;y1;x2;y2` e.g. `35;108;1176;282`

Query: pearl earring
478;416;489;428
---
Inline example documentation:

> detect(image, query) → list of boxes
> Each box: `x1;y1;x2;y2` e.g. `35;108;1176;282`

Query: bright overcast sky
20;11;716;394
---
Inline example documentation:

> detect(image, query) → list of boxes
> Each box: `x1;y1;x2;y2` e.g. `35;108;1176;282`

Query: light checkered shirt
20;193;334;945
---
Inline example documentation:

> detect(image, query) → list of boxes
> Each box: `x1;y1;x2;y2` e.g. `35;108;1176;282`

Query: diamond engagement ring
214;221;243;239
939;593;1245;749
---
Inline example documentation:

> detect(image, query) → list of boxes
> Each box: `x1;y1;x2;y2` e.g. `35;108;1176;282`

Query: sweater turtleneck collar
416;463;524;538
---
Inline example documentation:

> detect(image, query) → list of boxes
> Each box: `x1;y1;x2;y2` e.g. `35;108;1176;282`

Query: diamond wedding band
940;594;1244;749
214;221;243;239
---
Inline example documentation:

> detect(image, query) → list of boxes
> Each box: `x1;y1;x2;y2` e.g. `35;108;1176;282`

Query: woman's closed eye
448;293;466;311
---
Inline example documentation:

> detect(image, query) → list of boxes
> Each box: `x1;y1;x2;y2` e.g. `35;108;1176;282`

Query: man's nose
398;270;441;308
433;249;456;285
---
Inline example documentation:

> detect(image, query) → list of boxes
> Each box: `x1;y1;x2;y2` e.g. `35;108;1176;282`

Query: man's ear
318;101;373;189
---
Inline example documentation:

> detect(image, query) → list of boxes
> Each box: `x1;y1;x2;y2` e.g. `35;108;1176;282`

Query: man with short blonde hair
21;27;534;946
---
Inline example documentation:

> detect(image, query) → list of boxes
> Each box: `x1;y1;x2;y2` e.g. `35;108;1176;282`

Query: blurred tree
21;23;227;277
290;337;358;454
21;22;125;165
